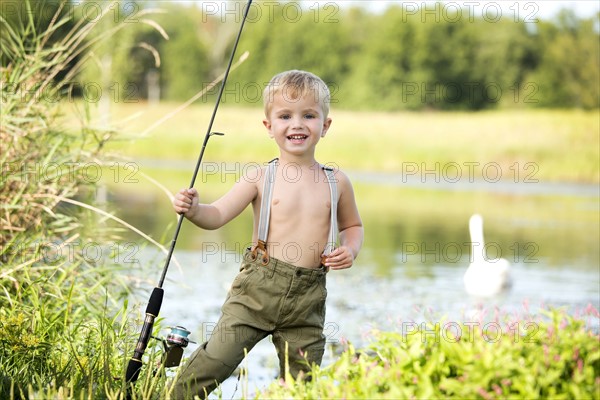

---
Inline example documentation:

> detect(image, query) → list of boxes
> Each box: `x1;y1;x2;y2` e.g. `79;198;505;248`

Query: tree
528;10;599;109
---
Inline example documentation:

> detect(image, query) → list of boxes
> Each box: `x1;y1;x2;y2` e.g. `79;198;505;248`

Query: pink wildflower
478;387;492;400
492;383;502;395
522;299;530;313
543;344;550;357
493;306;501;323
559;318;568;329
585;303;600;317
546;325;555;339
278;377;289;388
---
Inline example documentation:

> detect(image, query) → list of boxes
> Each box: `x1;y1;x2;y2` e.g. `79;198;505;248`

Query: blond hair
263;70;331;118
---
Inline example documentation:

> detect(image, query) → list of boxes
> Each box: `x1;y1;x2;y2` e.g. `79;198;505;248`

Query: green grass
0;2;169;398
68;102;600;183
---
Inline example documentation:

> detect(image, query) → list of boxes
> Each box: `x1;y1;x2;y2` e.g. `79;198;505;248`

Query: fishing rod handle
125;287;164;383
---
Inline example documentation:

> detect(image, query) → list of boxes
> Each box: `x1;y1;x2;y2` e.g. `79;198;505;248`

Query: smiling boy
171;70;363;399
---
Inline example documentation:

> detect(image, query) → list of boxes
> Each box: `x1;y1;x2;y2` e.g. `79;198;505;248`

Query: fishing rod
125;0;253;388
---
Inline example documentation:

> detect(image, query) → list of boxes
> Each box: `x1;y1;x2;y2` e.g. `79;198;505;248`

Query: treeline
1;1;598;110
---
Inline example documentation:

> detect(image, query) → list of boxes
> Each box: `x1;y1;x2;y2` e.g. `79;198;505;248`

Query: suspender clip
250;240;270;265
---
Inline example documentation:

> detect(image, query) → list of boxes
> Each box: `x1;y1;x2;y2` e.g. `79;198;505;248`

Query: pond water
113;173;599;398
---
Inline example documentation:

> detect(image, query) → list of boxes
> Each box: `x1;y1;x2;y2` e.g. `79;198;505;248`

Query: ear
320;117;332;138
263;119;274;138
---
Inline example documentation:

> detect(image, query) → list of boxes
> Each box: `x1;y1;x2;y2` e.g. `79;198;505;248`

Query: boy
171;70;363;399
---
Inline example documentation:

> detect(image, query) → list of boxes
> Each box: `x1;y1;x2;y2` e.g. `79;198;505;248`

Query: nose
291;115;303;129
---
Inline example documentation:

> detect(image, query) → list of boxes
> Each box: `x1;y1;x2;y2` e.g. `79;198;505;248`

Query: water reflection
109;179;599;271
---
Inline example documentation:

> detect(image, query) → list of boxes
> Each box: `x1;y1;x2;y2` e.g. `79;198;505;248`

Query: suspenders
250;159;338;266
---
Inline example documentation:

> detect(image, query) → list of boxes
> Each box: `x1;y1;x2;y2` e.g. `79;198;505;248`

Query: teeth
288;135;307;140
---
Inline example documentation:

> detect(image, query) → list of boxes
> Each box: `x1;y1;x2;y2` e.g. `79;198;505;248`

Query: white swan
463;214;511;297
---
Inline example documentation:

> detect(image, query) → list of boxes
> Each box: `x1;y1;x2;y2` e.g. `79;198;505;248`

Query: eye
279;114;291;120
304;113;316;119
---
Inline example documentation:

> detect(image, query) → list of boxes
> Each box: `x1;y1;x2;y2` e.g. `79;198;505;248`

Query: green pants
172;250;328;399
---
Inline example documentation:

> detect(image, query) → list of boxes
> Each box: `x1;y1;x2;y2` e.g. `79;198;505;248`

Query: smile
287;134;308;140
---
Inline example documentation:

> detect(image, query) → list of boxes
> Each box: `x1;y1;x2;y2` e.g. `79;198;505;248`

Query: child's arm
324;171;364;270
173;170;258;230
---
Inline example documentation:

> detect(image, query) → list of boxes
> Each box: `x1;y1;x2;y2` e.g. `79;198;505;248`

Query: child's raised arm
172;168;259;230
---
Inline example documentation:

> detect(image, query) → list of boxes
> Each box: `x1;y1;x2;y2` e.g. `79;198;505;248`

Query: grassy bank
70;102;600;183
0;3;166;398
257;308;600;399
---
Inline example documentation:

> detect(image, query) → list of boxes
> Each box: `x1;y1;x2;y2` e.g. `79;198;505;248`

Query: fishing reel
152;326;196;368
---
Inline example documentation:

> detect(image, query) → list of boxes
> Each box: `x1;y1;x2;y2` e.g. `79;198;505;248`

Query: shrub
260;308;600;399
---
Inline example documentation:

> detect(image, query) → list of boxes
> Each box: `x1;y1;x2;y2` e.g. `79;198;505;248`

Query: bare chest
270;173;332;222
256;166;335;267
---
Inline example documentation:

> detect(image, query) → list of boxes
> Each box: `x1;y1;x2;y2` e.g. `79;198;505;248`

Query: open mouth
287;134;308;143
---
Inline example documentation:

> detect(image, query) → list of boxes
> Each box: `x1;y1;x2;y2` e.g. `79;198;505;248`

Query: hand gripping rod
125;0;253;387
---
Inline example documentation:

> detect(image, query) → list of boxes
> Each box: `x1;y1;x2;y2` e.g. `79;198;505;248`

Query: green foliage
233;1;356;101
527;10;600;109
154;5;210;101
259;309;600;399
9;2;596;110
0;1;167;398
248;3;596;110
0;301;131;398
0;0;76;68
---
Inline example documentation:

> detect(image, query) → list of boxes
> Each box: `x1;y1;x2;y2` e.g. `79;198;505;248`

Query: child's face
263;90;332;159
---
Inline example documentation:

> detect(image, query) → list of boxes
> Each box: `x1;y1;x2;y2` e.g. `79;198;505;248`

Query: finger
174;197;191;208
325;256;346;268
329;247;342;256
175;199;190;208
324;249;343;262
177;188;195;200
329;262;351;270
327;249;347;261
174;199;189;209
327;253;352;268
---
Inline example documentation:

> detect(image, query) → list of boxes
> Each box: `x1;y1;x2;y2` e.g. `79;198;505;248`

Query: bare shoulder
227;163;262;201
329;167;355;194
239;163;264;185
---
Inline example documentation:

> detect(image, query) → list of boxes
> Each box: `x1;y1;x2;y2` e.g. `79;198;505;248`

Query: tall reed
1;1;167;398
